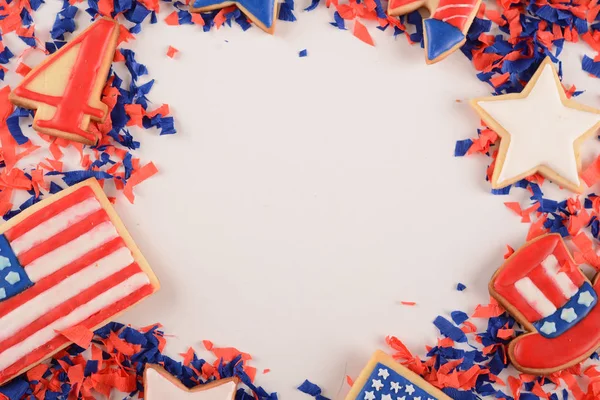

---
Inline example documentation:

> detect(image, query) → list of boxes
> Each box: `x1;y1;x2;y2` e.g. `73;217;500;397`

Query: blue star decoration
346;351;451;400
189;0;278;33
144;365;238;399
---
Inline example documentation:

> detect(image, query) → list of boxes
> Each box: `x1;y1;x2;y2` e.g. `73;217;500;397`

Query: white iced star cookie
144;365;238;400
470;57;600;193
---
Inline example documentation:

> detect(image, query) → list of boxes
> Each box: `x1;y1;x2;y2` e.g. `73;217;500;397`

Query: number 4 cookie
489;234;600;375
9;18;119;145
470;57;600;193
0;178;159;384
346;351;451;400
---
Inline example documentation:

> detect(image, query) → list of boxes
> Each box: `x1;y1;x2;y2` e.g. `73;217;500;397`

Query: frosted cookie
489;234;600;375
0;178;159;384
189;0;278;34
470;57;600;193
144;365;238;399
387;0;481;63
9;18;119;145
346;351;451;400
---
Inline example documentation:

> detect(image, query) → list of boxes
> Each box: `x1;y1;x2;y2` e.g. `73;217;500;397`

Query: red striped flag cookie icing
0;178;159;384
387;0;481;64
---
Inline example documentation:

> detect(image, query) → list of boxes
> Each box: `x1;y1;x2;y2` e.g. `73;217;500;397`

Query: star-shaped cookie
144;365;238;400
470;57;600;192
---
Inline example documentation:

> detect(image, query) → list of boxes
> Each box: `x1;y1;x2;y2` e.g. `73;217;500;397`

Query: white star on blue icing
405;384;415;395
540;321;557;335
364;391;375;400
5;271;20;285
378;368;390;380
381;395;392;400
0;288;5;300
372;379;384;391
390;382;402;393
578;291;595;307
0;256;10;270
561;308;578;323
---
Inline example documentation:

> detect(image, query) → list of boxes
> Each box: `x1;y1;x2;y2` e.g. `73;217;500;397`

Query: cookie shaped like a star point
470;57;600;193
144;365;238;400
189;0;278;34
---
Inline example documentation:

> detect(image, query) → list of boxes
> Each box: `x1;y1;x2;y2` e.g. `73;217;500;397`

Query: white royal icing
540;321;557;335
560;307;578;323
10;197;102;256
541;254;578;299
0;272;149;371
0;256;10;270
477;63;600;186
515;277;557;318
578;291;595;307
145;368;237;400
25;221;120;282
0;246;134;342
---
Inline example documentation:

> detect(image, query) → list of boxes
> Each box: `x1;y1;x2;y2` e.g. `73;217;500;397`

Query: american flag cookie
387;0;482;64
346;351;451;400
144;365;238;399
0;178;159;384
490;234;600;375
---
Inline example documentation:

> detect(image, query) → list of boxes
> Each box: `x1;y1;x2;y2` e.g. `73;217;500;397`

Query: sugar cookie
346;351;451;400
9;18;119;145
0;178;159;384
144;365;237;399
470;57;600;193
189;0;278;34
387;0;481;63
489;234;600;375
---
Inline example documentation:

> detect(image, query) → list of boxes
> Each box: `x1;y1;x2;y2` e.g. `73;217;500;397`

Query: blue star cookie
189;0;278;33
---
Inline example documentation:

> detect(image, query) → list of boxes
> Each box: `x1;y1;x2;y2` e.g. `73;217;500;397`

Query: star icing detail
188;0;277;33
381;395;393;400
540;321;557;335
390;382;402;393
470;57;600;193
5;271;20;285
372;379;384;391
0;256;10;270
398;397;406;400
561;307;578;323
405;384;415;395
144;365;237;400
414;397;422;400
578;291;595;307
378;368;390;380
364;392;376;400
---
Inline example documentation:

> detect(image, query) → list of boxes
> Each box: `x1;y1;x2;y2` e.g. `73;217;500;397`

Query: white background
4;1;600;398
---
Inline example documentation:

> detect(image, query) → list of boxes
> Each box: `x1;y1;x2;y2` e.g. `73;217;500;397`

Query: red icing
4;186;95;242
12;19;118;143
0;237;125;319
0;283;153;383
388;0;479;32
18;209;109;267
430;0;480;31
0;263;142;354
493;234;582;323
511;277;600;370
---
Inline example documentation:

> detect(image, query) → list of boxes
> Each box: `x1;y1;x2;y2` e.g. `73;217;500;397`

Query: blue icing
532;282;597;339
192;0;275;28
424;18;465;62
355;362;439;400
0;234;32;302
